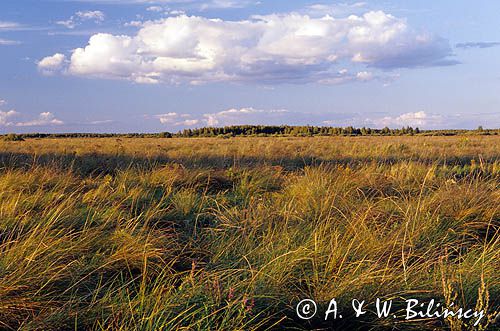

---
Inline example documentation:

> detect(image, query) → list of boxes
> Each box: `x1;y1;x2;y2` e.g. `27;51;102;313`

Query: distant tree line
176;125;422;137
1;125;498;141
1;133;162;140
174;125;498;138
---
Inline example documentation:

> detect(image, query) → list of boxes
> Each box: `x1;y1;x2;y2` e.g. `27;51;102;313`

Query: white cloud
0;38;21;46
0;21;21;30
356;71;374;81
38;53;67;75
169;10;186;15
306;2;367;16
199;0;258;10
56;19;77;29
213;107;287;116
89;119;114;125
203;115;217;126
155;112;199;126
317;69;380;84
156;112;180;124
76;10;105;21
41;11;454;85
1;99;63;127
370;111;443;128
15;112;64;127
75;0;258;10
203;107;288;126
0;110;19;126
147;6;164;12
124;20;144;27
0;99;16;127
179;119;200;126
56;10;105;29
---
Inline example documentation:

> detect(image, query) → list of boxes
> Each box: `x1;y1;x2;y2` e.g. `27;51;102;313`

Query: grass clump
2;133;25;142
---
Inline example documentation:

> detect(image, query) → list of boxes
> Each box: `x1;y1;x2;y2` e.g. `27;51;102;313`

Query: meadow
0;135;498;330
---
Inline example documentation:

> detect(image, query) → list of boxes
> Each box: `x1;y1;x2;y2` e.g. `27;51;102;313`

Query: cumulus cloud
15;112;64;127
156;112;181;124
0;99;16;126
369;111;442;128
203;107;288;126
0;99;64;127
0;111;70;128
40;11;455;85
155;112;199;126
56;10;105;29
37;53;67;75
0;110;19;126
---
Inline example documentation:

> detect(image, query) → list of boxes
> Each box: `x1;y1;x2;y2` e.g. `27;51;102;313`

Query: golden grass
1;135;499;163
0;136;498;330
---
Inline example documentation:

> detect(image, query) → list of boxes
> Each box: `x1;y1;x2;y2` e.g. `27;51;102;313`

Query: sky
0;0;499;133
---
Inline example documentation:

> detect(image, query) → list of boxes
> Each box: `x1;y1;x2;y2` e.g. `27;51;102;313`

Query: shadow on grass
0;152;497;176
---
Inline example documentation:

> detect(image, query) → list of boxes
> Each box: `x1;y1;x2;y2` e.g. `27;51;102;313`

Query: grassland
0;136;498;330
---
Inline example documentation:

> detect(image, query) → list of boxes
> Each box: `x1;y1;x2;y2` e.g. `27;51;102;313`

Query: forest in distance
1;125;498;141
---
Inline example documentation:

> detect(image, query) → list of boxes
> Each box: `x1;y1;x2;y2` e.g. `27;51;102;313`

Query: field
0;136;499;330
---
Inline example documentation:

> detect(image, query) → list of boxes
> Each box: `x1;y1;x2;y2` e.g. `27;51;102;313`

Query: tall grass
0;136;498;330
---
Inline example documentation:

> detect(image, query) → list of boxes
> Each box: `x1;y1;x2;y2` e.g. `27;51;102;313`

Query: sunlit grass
0;136;498;330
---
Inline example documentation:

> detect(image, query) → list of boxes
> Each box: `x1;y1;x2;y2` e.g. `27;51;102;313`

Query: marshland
0;135;498;330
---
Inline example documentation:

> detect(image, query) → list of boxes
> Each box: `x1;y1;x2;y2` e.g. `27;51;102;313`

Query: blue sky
1;0;499;133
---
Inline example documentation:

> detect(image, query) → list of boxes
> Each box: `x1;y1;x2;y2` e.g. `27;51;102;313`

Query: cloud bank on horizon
149;108;485;131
